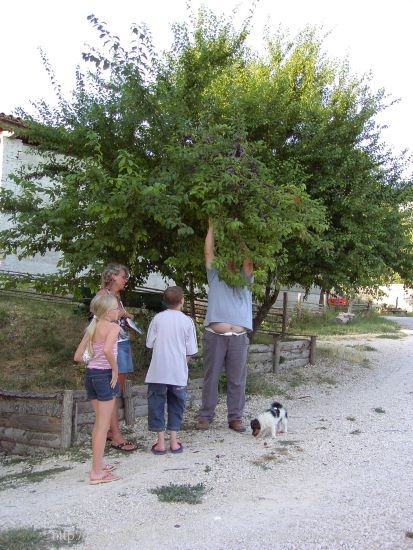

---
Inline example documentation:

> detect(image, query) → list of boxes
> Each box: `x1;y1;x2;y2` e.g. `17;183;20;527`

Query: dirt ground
1;319;413;549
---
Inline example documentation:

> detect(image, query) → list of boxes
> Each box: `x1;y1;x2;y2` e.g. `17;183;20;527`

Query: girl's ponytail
84;317;97;358
84;294;118;358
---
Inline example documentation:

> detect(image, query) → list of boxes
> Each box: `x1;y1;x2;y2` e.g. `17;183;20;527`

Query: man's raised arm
204;219;215;269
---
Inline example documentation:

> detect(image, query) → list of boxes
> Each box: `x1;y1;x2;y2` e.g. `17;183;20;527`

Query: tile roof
0;113;27;131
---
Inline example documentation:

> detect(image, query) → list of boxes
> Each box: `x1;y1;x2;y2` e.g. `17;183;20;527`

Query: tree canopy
1;5;412;326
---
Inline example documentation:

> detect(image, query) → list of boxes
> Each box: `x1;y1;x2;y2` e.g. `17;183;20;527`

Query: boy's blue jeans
147;383;186;432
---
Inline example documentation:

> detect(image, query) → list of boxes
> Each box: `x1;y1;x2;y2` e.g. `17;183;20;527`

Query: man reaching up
196;219;253;433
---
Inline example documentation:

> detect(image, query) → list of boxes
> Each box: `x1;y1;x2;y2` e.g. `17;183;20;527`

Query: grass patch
315;374;337;386
316;343;368;365
252;442;302;469
0;307;11;329
0;453;51;467
0;293;403;391
289;310;401;337
150;483;206;504
252;452;280;469
346;416;356;422
0;294;153;390
0;526;84;549
373;407;386;414
1;444;90;468
278;440;301;447
350;429;362;435
0;467;70;492
245;374;289;398
375;334;402;339
61;444;91;463
405;531;413;539
347;344;376;352
287;372;307;388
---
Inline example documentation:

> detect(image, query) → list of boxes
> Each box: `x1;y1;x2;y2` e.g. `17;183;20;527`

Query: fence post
71;401;78;445
309;335;317;365
272;334;282;374
61;389;73;449
123;379;135;426
282;292;288;333
296;292;302;319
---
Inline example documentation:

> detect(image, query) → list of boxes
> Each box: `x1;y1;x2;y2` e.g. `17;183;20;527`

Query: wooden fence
185;292;290;333
0;389;73;454
248;334;316;374
0;334;315;454
0;381;202;455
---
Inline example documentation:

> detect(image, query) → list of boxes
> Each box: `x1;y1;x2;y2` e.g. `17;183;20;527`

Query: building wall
0;134;61;274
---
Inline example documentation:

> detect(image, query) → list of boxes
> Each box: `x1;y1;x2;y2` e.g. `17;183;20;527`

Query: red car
328;296;347;306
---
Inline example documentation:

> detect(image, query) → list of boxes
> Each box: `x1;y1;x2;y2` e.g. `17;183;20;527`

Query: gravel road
1;321;413;550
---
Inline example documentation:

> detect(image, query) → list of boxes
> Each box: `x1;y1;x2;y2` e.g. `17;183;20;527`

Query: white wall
0;134;61;274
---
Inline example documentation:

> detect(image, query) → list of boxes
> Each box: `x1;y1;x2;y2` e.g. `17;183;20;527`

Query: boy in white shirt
145;286;198;454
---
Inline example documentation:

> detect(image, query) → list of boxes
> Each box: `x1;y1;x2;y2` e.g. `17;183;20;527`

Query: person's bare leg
90;398;116;480
107;373;127;441
108;375;137;451
118;373;127;394
152;431;166;452
108;398;121;441
169;430;181;452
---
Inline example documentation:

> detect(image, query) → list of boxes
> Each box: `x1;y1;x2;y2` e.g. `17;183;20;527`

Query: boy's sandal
151;443;167;455
89;472;120;485
170;442;184;454
111;441;138;452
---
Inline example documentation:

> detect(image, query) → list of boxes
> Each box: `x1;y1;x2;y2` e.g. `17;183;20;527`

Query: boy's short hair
163;286;184;308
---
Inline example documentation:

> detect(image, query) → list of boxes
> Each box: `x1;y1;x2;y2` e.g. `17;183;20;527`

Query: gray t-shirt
204;268;253;331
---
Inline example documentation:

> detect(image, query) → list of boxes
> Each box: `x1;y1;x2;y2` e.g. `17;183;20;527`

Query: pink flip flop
89;472;120;485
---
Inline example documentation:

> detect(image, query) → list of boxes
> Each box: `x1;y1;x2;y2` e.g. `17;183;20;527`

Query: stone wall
0;135;62;273
0;389;73;455
0;337;316;454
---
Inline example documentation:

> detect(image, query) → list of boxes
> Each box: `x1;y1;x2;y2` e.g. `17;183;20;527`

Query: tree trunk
252;284;280;335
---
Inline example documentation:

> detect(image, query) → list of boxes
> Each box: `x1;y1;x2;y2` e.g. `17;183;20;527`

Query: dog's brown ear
250;418;260;436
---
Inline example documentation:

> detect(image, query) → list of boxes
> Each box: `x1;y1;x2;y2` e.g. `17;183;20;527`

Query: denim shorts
85;368;119;401
117;340;134;374
147;383;187;432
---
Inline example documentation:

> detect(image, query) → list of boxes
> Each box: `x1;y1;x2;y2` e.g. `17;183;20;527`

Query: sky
1;0;411;156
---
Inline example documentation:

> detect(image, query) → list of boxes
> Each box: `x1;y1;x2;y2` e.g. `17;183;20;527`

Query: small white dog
250;401;288;438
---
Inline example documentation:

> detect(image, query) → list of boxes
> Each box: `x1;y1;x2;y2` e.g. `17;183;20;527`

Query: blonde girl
74;294;121;484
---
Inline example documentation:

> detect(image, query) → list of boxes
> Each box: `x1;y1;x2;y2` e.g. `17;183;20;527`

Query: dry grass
0;294;150;391
0;293;402;392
